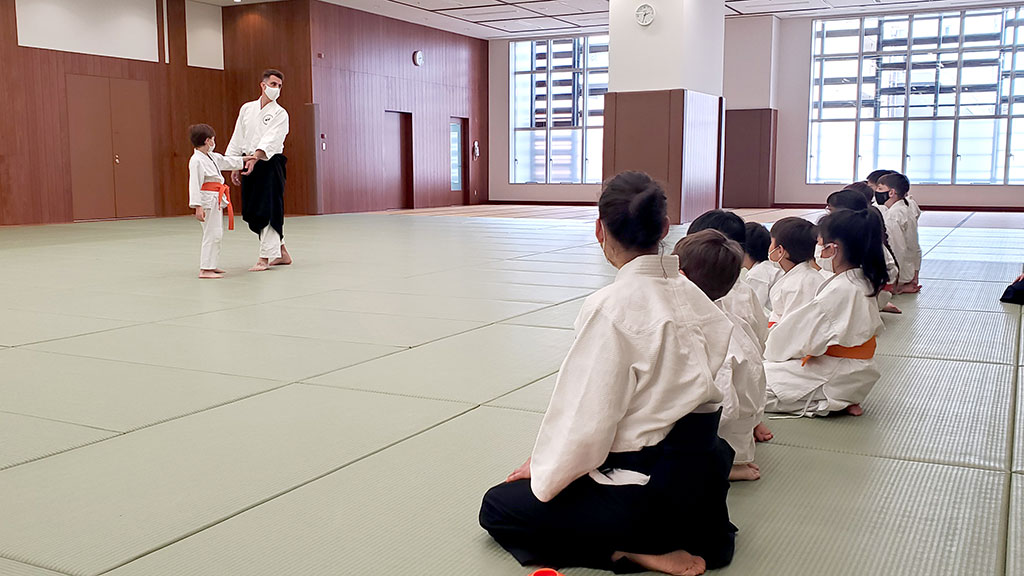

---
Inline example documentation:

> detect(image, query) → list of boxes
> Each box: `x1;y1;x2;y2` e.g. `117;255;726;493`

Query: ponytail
818;209;889;297
599;172;668;251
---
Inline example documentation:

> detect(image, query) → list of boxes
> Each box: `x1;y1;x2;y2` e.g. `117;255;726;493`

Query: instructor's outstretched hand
231;170;241;186
241;158;257;176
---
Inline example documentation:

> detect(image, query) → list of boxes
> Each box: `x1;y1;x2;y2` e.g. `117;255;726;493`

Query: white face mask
263;85;281;101
768;246;784;269
815;243;835;274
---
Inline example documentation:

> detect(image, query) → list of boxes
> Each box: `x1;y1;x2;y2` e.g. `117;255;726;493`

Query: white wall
608;0;725;96
488;40;602;203
772;16;1024;207
15;0;159;62
185;0;224;70
723;15;778;110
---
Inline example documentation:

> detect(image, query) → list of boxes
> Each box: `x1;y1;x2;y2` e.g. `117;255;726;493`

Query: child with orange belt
764;209;887;418
187;124;252;279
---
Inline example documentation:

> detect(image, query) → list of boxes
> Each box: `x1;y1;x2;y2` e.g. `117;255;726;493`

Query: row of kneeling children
674;169;922;482
478;170;923;575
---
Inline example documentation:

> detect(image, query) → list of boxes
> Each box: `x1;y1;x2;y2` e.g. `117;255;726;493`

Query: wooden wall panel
722;108;777;208
0;0;228;225
681;90;723;222
222;0;314;216
309;0;488;212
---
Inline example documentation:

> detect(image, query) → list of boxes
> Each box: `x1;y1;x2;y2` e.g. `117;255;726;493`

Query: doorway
449;117;469;205
66;74;156;221
382;111;413;210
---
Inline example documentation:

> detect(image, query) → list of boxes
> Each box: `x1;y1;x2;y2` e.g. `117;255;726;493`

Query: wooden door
66;74;116;221
381;111;412;210
450;118;469;206
110;78;156;218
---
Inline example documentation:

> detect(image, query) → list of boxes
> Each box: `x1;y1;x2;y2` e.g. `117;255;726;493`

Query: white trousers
198;200;224;270
259;225;282;260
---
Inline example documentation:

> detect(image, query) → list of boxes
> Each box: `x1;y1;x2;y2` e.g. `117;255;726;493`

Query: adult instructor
226;69;292;272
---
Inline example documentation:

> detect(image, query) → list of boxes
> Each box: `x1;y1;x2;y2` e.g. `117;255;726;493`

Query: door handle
114;155;120;164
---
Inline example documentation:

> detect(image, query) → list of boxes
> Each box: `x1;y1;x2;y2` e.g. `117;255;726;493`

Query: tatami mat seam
876;352;1016;366
296;381;478;407
762;438;1009;473
0;555;74;576
85;406;483;576
0;410;121;434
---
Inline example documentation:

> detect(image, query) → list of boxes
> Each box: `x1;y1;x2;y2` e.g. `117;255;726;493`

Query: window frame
807;6;1024;185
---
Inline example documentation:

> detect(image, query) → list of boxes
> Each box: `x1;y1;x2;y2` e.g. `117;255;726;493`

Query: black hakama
241;154;287;238
479;410;737;573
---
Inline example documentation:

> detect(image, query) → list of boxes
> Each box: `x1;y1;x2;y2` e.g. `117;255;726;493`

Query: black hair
827;189;869;212
878;172;911;205
744;221;771;262
844;181;874;205
599;171;668;252
769;217;818;264
866;169;895;185
262;68;284;82
687;209;746;246
188;123;215;148
818;209;889;297
673;230;743;301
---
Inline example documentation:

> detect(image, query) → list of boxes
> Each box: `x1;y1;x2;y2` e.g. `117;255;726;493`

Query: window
510;35;608;184
450;120;463;192
808;7;1024;184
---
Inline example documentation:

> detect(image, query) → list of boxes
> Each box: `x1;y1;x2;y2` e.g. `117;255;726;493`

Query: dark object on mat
1001;278;1024;304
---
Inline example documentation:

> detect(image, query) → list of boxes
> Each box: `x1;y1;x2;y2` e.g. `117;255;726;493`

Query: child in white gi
766;217;823;326
878;172;922;294
187;124;251;279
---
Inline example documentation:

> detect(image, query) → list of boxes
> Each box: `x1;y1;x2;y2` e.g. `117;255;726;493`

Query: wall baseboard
772;202;1024;213
487;200;597;207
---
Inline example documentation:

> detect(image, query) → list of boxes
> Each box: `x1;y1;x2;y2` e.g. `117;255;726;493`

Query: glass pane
587;36;609;69
512;130;546;184
813;20;825;56
511;73;543;129
877;55;908;118
808;121;855;183
963;11;1003;47
879;16;910;52
585;128;603;184
909;52;940;116
587;70;607;128
960;54;1000;116
863;17;879;53
512;41;544;73
905;119;954;183
823;19;861;55
550;38;581;70
859;121;904;175
449;122;463;192
549;71;583;127
549;129;583;184
956;118;1007;184
940;13;961;48
911;16;940;50
1008;118;1024;182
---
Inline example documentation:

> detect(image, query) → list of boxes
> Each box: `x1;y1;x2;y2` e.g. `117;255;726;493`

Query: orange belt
768;321;776;329
200;182;234;230
802;336;877;366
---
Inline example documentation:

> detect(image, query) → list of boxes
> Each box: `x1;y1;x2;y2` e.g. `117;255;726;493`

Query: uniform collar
616;253;678;282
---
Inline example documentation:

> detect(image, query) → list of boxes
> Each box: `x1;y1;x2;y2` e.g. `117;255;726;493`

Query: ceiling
197;1;1024;39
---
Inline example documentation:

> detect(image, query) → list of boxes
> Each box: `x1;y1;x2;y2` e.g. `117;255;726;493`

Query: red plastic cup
528;570;565;576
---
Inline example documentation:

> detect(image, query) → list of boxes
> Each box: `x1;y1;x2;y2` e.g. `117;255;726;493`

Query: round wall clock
413;50;425;66
636;3;655;27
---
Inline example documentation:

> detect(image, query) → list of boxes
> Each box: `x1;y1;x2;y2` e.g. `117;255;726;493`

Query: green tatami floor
0;213;1021;575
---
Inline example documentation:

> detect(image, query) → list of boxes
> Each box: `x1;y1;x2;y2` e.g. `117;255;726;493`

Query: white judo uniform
745;260;783;312
883;200;922;284
529;254;734;502
188;150;245;270
767;261;823;325
713;302;767;465
764;269;884;417
225;99;290;260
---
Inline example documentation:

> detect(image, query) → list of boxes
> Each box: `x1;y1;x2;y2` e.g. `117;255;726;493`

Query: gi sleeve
187;155;203;208
256;109;289;159
211;152;245;172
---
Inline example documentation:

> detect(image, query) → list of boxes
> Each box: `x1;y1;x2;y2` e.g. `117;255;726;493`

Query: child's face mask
815;243;837;274
768;245;784;267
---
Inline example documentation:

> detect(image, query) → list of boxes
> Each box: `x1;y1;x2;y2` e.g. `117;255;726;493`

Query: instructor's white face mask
815;243;836;274
263;85;281;101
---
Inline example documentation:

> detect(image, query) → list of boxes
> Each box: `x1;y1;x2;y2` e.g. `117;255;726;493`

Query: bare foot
249;259;270;272
270;245;292;266
729;462;761;482
845;404;864;416
882;302;902;314
897;282;921;294
212;268;227;274
198;270;224;279
753;422;773;442
612;550;706;576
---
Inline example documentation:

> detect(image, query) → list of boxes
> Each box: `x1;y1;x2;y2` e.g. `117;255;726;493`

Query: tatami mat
160;305;483;348
893;279;1019;314
1015;368;1024;473
0;385;470;576
766;357;1013;470
918;259;1022;282
0;558;64;576
721;444;1006;575
276;289;547;322
0;412;115;470
1009;475;1024;576
479;258;617;277
502;298;585;330
306;324;574;403
0;308;133;347
485;374;557;413
877;308;1019;365
0;349;283;432
28;324;400;382
415;267;612;290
